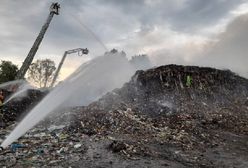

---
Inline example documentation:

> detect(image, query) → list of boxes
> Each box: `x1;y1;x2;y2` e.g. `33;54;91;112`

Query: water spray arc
15;3;60;80
1;53;136;149
50;48;89;87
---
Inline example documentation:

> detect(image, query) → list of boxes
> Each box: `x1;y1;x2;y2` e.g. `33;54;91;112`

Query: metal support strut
50;48;89;87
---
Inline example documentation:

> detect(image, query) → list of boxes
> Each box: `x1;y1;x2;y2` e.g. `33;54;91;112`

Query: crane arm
50;48;89;87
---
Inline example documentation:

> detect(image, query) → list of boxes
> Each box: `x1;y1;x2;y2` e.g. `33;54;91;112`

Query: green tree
0;61;18;84
27;59;56;88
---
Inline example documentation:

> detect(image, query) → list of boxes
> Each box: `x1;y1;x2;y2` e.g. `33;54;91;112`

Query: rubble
0;89;47;127
0;64;248;167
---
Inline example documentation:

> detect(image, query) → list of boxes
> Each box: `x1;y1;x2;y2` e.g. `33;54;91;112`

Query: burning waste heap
0;89;48;127
0;64;248;167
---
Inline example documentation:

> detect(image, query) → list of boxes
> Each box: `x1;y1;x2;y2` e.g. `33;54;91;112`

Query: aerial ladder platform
50;48;89;87
16;3;60;79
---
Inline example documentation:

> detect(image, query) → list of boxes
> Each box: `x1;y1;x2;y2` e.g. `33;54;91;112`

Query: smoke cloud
150;14;248;78
195;14;248;77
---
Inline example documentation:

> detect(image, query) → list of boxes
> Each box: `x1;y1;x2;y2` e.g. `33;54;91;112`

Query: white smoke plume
149;14;248;78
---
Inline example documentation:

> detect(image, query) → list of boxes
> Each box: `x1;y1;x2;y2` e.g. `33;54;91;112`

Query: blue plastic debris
37;148;45;155
10;144;25;152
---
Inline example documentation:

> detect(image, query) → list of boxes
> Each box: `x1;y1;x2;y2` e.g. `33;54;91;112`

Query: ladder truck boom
16;3;60;80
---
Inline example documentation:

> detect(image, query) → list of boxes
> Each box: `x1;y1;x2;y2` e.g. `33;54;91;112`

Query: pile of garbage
0;64;248;167
96;64;248;115
0;89;47;127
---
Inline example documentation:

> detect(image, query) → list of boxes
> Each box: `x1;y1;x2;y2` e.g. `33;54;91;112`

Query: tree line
0;59;56;88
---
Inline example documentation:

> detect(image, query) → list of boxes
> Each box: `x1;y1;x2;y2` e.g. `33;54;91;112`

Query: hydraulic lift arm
50;48;89;87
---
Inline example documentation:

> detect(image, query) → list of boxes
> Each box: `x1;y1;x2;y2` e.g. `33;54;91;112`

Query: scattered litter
10;143;26;152
0;65;248;167
74;144;82;149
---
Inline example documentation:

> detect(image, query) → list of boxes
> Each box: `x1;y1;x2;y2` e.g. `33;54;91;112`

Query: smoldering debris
0;89;48;127
0;64;248;167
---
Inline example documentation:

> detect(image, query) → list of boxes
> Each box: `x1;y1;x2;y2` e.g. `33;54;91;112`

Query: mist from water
3;81;34;105
1;52;138;148
0;80;25;90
